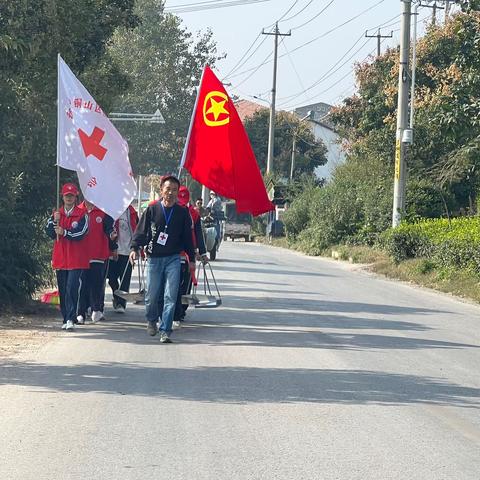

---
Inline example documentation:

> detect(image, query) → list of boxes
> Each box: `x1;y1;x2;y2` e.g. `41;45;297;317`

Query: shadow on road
1;361;478;408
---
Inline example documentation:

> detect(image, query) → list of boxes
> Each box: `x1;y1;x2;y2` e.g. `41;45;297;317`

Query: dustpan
182;262;222;308
114;257;146;304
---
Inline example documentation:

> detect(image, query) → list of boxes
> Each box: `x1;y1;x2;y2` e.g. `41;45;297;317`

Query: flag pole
56;53;61;213
178;65;206;178
55;53;61;241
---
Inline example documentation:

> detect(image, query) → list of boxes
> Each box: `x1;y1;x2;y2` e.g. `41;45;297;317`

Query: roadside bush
283;183;320;238
379;217;480;273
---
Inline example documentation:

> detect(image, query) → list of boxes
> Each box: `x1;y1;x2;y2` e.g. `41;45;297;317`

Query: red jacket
78;202;116;261
45;205;90;270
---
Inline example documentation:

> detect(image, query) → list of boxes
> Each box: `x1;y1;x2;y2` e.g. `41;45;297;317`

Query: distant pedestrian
45;183;89;331
195;197;207;217
206;191;223;245
129;175;195;343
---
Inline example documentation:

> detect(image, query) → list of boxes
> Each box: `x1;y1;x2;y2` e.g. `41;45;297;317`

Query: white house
294;102;345;181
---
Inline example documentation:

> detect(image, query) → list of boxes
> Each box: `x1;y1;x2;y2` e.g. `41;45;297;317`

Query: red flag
181;66;274;216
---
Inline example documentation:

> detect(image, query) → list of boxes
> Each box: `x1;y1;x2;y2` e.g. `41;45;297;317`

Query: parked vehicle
223;201;254;242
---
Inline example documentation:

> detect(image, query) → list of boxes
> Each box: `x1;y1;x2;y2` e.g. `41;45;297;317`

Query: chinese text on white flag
57;54;136;220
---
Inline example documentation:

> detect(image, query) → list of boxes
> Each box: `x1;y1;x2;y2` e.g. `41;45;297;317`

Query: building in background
294;102;345;181
235;99;267;122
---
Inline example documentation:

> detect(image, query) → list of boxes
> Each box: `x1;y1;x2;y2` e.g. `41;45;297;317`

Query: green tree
285;10;480;250
108;0;220;175
243;109;327;178
0;0;137;305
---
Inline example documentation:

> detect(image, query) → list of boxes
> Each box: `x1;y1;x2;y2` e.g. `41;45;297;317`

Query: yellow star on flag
206;98;229;121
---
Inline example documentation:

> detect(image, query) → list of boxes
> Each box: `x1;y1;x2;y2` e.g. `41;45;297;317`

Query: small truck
223;201;254;242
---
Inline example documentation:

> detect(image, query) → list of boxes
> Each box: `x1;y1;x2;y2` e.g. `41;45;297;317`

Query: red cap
177;186;190;206
61;183;79;196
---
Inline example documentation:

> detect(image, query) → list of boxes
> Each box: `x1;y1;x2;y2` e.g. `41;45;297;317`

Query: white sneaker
61;323;67;330
116;305;125;314
76;315;85;325
65;320;75;331
91;311;103;323
173;321;181;330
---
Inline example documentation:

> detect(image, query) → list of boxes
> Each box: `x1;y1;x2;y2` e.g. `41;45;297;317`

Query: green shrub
379;217;480;273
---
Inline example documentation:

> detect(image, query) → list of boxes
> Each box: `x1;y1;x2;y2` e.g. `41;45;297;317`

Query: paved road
1;242;480;479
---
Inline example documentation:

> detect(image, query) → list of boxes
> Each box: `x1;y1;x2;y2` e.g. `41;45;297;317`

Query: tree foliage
0;0;137;304
243;109;327;178
108;0;220;175
285;10;480;249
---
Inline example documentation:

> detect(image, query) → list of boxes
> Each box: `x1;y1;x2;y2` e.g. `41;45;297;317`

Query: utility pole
444;0;451;21
419;1;444;26
262;23;291;174
365;28;393;57
392;0;412;227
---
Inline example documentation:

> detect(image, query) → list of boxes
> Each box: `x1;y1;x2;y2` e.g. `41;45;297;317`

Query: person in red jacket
77;200;117;324
45;183;89;331
107;204;139;313
168;186;208;327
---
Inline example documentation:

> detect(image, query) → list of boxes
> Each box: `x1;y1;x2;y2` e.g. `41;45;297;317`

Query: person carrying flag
129;175;195;343
45;183;89;331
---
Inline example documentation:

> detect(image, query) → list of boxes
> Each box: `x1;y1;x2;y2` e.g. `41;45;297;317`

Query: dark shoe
159;332;172;343
147;322;158;336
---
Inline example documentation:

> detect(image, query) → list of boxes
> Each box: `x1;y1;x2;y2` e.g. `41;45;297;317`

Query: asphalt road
1;242;479;480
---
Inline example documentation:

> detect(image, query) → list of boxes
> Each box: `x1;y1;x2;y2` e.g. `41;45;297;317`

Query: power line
165;0;271;13
280;36;309;105
282;10;429;110
227;0;385;80
290;0;335;31
276;33;369;105
223;0;302;79
222;33;263;79
279;0;315;24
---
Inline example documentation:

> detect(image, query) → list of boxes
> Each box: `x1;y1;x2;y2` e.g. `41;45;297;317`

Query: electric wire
290;0;335;31
227;0;386;80
223;0;301;79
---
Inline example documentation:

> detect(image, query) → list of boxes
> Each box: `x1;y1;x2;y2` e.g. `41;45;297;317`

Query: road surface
1;242;479;479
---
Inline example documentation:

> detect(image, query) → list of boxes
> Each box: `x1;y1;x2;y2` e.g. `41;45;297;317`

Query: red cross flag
57;55;136;219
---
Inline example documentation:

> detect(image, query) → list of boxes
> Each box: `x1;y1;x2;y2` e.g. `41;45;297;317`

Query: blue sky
166;0;454;110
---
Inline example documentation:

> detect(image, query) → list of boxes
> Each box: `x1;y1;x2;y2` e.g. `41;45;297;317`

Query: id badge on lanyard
156;203;173;246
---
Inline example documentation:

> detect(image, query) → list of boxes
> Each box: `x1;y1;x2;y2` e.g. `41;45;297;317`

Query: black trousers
107;255;132;308
78;262;107;316
56;269;82;324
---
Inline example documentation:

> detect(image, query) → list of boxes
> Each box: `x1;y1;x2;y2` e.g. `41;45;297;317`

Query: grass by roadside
256;236;480;304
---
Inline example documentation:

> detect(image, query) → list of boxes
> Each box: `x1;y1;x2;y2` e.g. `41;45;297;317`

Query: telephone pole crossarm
365;29;393;57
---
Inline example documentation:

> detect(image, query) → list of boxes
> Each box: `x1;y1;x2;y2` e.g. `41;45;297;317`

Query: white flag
57;55;137;220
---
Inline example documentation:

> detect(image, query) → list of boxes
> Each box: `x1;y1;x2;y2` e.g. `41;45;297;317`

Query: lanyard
160;203;174;231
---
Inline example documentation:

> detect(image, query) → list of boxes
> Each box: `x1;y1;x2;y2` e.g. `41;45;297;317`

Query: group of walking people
46;175;214;343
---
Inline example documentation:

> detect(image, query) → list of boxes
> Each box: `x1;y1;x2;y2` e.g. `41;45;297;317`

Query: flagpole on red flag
180;65;275;216
178;66;207;178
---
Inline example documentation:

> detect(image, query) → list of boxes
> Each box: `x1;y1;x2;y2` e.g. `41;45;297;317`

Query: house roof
235;99;267;122
294;102;335;131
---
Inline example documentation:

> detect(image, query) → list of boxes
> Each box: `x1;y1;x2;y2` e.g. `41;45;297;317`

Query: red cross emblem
78;126;107;161
159;233;167;242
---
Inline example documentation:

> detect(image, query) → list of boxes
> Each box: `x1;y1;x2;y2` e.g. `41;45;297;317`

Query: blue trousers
56;269;82;324
145;255;181;335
